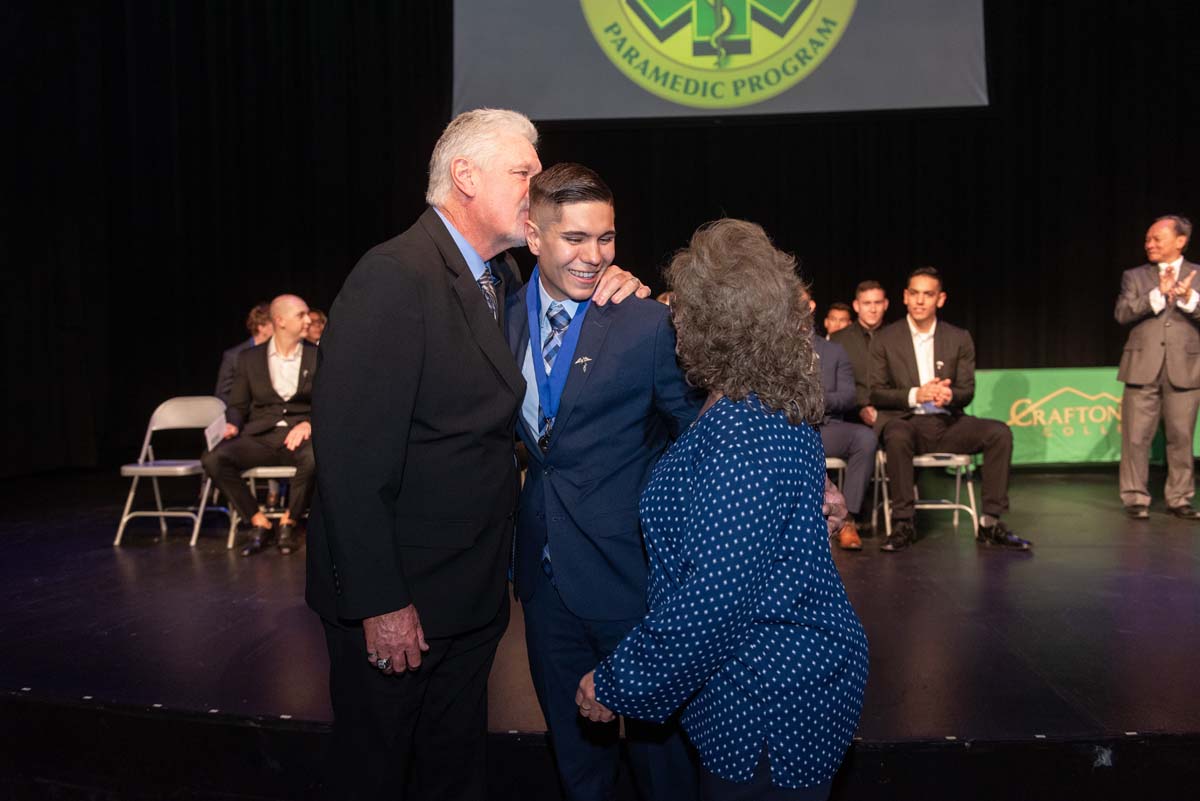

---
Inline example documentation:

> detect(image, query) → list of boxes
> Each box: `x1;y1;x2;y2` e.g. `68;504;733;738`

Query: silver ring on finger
376;657;391;671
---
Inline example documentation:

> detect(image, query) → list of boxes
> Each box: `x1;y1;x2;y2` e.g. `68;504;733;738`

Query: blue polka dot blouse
593;394;869;789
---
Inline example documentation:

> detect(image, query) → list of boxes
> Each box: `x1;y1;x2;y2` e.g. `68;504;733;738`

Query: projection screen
453;1;988;120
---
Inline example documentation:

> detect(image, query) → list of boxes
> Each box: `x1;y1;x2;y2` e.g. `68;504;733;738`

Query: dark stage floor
2;467;1199;798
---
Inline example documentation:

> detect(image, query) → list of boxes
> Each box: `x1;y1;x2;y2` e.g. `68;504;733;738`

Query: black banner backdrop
4;1;1199;477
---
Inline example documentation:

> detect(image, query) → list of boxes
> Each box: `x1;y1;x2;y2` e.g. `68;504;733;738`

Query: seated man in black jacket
202;294;317;556
869;268;1031;553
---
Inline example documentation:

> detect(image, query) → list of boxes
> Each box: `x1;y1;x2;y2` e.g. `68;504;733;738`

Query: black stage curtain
5;1;1200;476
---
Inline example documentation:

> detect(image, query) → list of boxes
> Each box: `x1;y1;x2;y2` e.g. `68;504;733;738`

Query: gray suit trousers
1119;375;1200;508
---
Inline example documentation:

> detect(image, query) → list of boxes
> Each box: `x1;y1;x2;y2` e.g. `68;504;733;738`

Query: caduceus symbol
706;0;734;68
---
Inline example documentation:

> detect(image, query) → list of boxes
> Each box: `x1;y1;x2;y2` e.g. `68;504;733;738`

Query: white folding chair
115;396;226;547
825;457;847;491
872;451;978;537
226;465;299;549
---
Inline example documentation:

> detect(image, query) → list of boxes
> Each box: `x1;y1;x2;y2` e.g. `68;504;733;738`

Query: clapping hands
576;671;616;723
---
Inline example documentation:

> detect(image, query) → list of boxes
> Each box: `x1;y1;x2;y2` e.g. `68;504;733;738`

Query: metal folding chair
226;465;299;549
872;451;978;537
115;396;226;547
825;456;847;491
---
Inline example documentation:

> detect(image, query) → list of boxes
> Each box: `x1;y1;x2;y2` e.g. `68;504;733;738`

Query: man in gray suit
1115;214;1200;519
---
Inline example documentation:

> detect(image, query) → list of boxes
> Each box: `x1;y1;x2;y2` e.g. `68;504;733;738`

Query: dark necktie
477;263;500;322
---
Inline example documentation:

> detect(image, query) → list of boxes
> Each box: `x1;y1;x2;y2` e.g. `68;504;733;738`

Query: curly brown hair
665;219;824;426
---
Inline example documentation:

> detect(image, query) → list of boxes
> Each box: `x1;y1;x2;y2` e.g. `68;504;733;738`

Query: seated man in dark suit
830;279;889;428
807;292;878;551
506;163;702;801
214;302;273;404
823;300;852;338
869;267;1031;552
202;294;316;556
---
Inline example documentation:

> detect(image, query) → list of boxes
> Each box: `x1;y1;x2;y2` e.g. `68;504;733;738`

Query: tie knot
547;302;571;333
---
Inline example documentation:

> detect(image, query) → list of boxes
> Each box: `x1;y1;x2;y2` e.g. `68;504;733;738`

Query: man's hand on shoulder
363;604;430;676
592;264;650;306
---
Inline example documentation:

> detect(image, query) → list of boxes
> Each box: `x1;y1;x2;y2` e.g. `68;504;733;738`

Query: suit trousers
818;420;878;517
881;414;1012;521
523;565;699;801
322;599;509;801
1119;378;1200;508
200;426;314;522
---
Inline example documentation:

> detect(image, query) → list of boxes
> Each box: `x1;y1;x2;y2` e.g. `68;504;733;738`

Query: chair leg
967;477;978;535
151;477;168;536
190;477;211;547
953;468;963;527
227;508;239;550
881;460;893;537
114;476;140;546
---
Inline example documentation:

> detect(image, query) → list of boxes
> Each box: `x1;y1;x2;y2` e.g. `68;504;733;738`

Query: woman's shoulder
691;396;818;456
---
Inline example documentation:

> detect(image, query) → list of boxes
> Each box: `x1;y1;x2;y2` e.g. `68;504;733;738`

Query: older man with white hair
307;108;646;800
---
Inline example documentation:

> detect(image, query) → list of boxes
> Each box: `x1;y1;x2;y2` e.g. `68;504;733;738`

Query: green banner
967;367;1200;465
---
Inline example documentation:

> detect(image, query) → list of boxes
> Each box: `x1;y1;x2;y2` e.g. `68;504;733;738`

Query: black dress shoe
977;519;1032;550
1124;505;1150;520
1169;504;1200;520
880;521;915;552
239;525;273;557
277;523;298;555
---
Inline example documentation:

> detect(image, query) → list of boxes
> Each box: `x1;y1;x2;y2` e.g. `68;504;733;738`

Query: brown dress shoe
836;520;863;550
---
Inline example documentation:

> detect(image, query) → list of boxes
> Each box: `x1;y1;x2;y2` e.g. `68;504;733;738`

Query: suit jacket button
544;467;554;475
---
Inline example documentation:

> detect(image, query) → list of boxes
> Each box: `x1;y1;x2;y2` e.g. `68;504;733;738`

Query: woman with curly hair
576;219;869;800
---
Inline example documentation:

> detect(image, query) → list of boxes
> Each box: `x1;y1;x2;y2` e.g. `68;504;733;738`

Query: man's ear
450;157;476;198
526;219;543;256
936;291;947;309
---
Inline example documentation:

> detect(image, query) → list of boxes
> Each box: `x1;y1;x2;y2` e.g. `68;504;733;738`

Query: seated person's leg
937;415;1028;549
202;437;273;525
277;438;315;554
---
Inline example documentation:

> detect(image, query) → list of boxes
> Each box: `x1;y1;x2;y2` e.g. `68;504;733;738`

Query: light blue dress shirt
520;278;582;436
433;207;487;281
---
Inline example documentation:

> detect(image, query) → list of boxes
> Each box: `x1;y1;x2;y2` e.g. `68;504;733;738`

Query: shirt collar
1159;257;1184;272
267;336;301;361
537;274;582;321
906;315;937;340
433;207;488;281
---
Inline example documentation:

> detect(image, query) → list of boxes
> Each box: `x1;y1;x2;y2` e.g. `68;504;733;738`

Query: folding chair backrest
149;396;227;432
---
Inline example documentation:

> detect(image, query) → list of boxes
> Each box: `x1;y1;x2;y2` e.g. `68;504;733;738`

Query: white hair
425;108;538;207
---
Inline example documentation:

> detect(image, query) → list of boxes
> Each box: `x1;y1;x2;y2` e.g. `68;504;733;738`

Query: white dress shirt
267;337;302;429
905;316;937;411
1148;256;1199;314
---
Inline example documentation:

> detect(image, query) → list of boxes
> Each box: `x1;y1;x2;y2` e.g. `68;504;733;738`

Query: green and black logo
581;0;856;109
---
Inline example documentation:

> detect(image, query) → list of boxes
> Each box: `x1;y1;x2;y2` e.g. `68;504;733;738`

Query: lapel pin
574;356;592;373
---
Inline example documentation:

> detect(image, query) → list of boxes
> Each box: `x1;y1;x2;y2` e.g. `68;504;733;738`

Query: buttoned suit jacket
830;321;878;410
505;291;700;621
868;318;975;434
225;341;317;435
306;207;526;638
1114;261;1200;388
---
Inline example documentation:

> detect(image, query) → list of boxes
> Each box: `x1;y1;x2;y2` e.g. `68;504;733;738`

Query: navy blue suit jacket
811;334;856;422
505;291;701;620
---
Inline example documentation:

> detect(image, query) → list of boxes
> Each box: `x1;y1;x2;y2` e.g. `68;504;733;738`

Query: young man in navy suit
506;163;701;801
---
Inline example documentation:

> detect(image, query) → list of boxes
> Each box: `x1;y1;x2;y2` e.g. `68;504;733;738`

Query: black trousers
881;413;1012;520
200;426;314;522
322;600;509;801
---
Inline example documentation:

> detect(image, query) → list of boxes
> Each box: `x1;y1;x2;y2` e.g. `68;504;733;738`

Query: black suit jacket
306;207;526;637
226;340;318;434
868;318;975;433
215;337;255;405
829;321;878;410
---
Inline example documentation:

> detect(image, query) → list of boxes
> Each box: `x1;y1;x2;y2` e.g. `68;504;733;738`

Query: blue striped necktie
542;302;571;373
